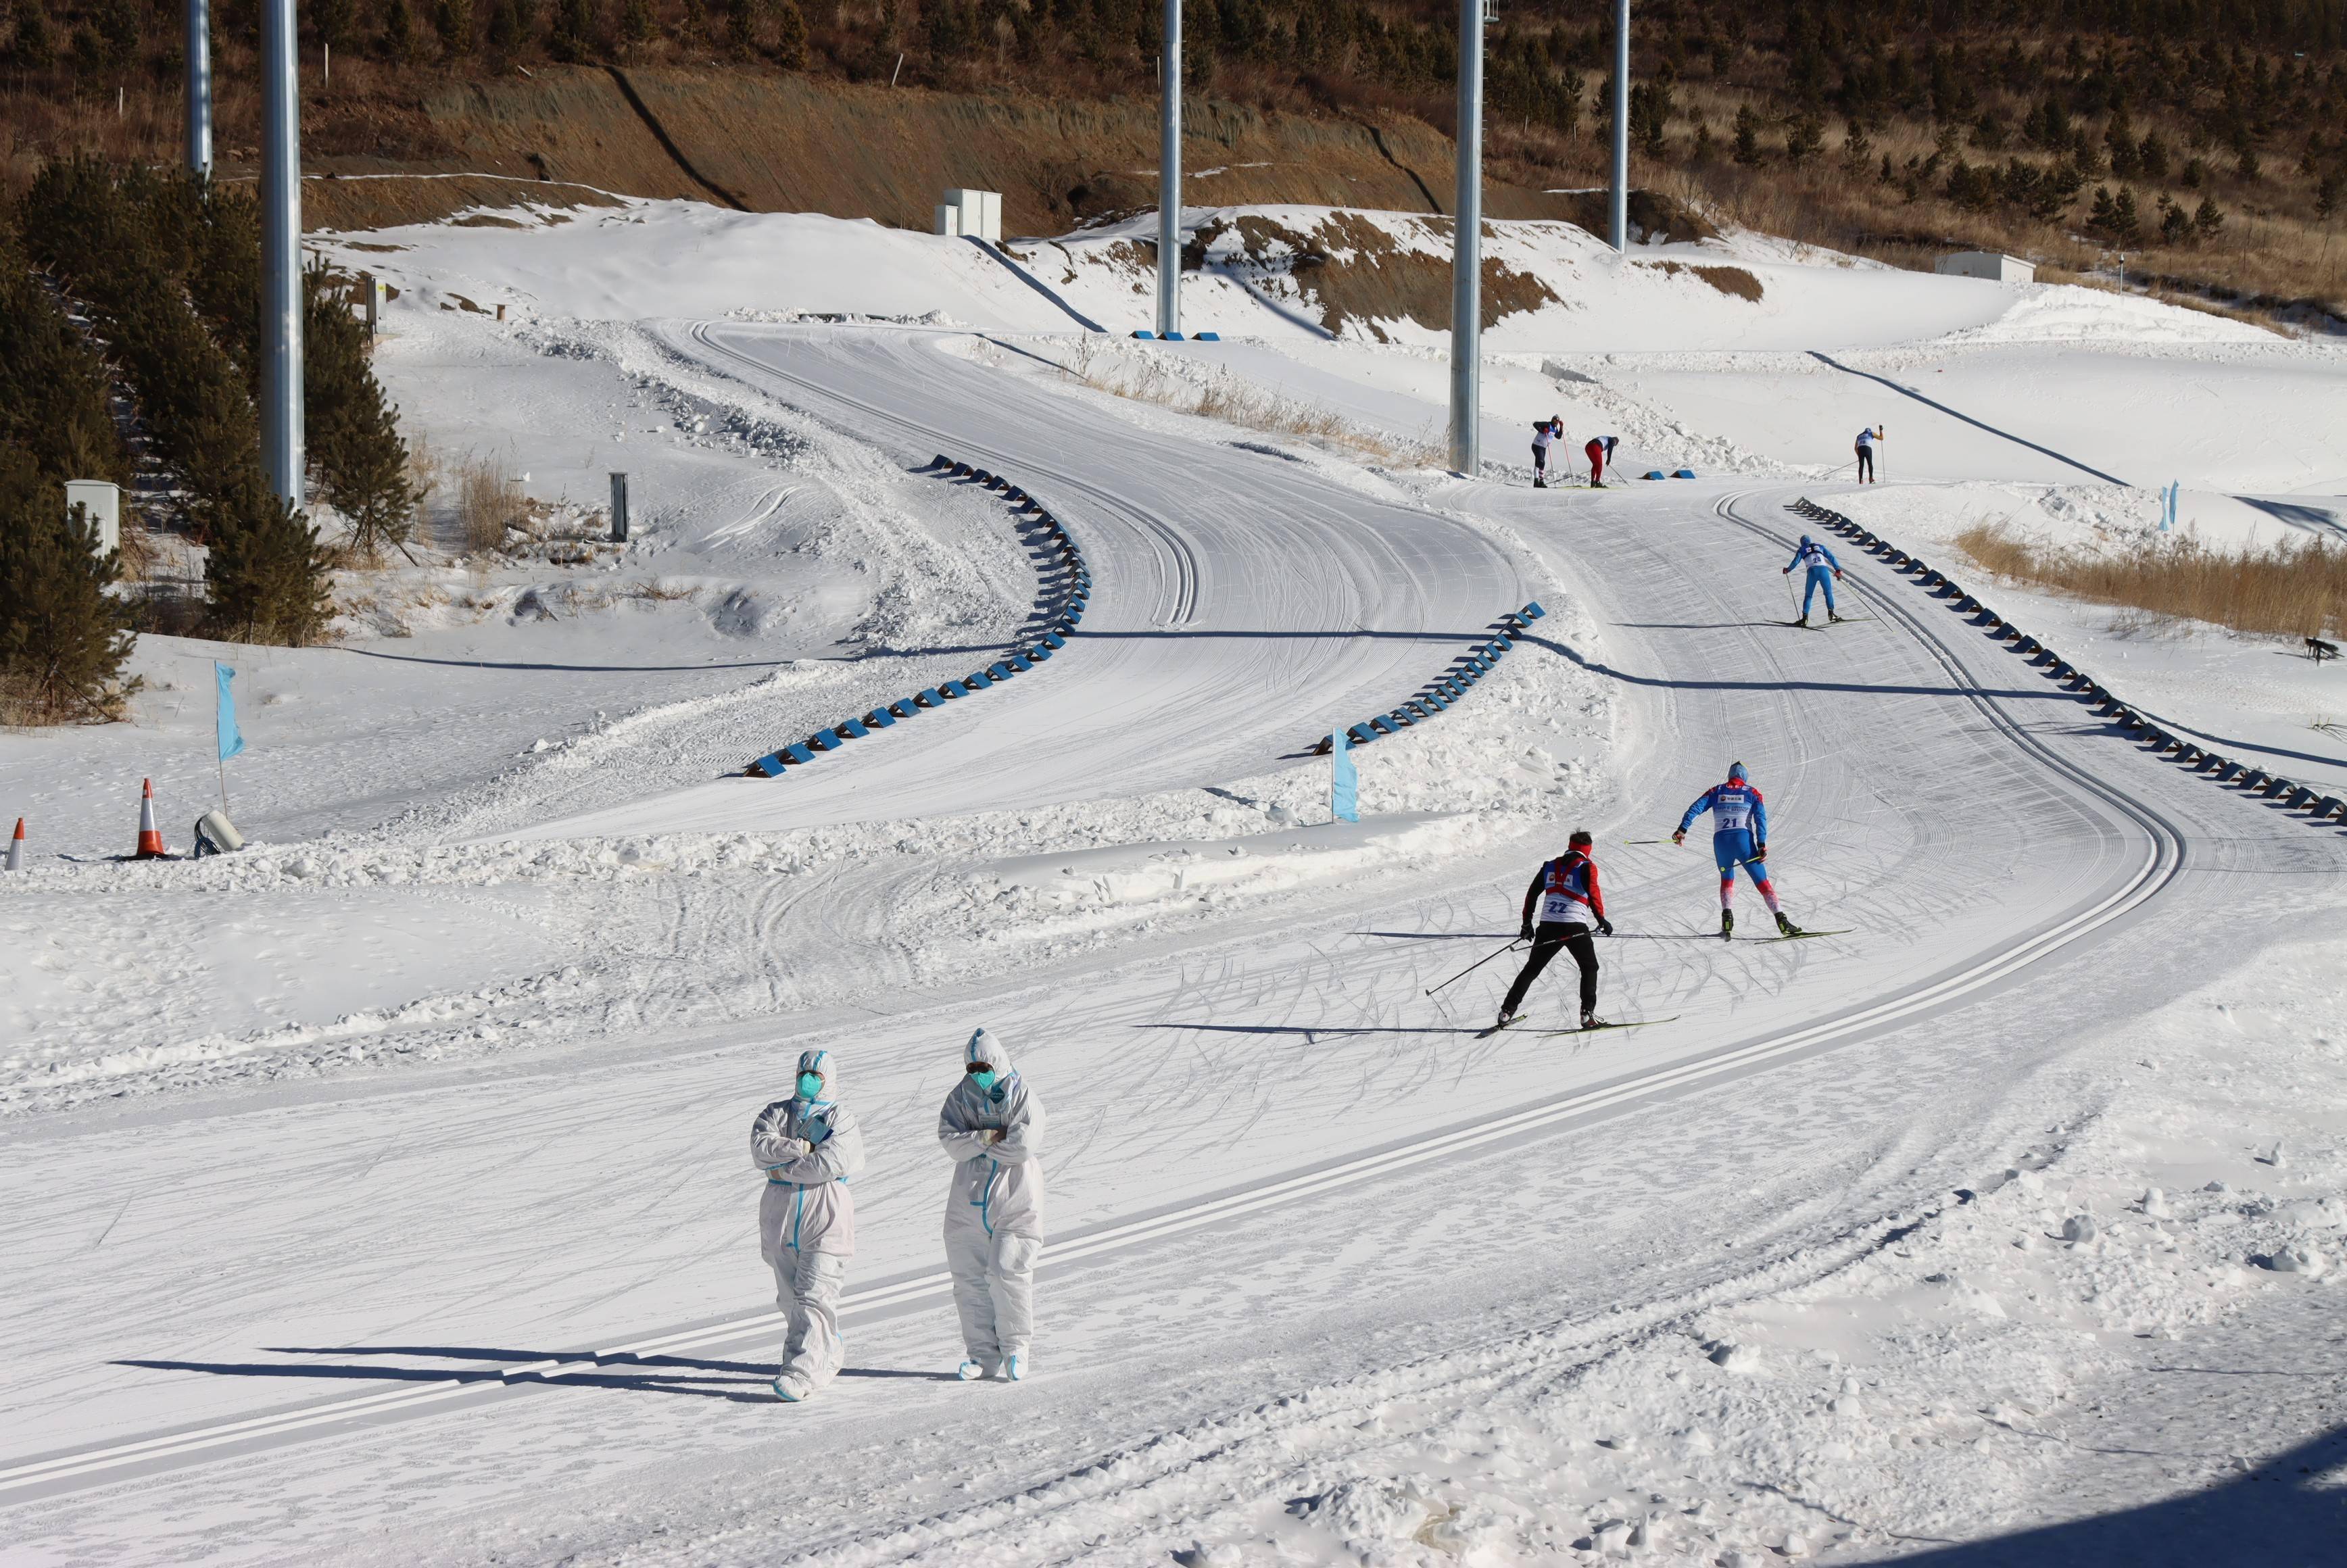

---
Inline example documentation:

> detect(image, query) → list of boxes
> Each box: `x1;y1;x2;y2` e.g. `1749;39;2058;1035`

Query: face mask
796;1071;825;1100
968;1069;997;1094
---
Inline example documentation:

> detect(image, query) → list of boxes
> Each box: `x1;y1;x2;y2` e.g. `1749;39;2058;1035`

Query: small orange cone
5;817;22;873
134;779;167;860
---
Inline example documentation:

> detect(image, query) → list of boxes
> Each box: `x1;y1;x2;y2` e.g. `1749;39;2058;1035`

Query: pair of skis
1476;1014;1681;1039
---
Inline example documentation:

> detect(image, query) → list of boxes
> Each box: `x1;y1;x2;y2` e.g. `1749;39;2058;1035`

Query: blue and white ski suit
1678;780;1781;908
1787;539;1842;617
752;1047;867;1394
940;1028;1046;1371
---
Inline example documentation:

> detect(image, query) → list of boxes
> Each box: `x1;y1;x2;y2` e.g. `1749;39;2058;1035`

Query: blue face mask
968;1069;997;1094
796;1071;825;1100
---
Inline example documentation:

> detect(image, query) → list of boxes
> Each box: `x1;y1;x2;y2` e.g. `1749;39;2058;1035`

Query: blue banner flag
216;663;245;762
1330;729;1358;823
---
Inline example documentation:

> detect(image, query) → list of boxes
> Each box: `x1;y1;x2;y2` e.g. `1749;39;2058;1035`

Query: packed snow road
531;325;1527;838
2;337;2338;1563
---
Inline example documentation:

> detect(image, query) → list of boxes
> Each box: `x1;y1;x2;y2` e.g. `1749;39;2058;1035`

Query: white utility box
65;479;120;555
941;188;1002;242
934;203;961;237
1933;250;2035;283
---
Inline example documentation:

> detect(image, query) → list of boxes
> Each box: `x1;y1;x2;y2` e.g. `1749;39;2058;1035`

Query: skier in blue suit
1674;762;1804;939
1783;535;1845;627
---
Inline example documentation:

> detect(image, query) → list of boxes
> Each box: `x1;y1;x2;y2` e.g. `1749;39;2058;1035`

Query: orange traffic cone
133;779;167;860
5;817;22;873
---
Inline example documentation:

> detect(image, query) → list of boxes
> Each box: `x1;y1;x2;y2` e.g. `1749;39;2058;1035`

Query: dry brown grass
1957;522;2347;641
452;454;529;556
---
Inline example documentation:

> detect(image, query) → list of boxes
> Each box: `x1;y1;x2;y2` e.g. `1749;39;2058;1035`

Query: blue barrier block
1006;654;1033;672
916;688;945;707
1641;470;1665;481
965;672;994;690
1197;331;1221;341
1522;601;1545;619
888;700;918;719
941;681;969;699
1040;631;1067;649
1063;603;1084;625
1025;644;1052;662
1347;723;1376;745
1673;468;1697;479
987;662;1015;680
813;729;844;750
1005;487;1026;503
749;752;786;777
1368;716;1397;735
1421;692;1449;710
949;461;971;477
863;708;896;729
839;717;871;739
971;469;994;485
929;454;952;470
1132;328;1153;338
1162;330;1185;341
783;742;815;766
1403;700;1430;718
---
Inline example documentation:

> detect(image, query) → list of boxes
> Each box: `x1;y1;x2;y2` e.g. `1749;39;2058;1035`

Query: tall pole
1609;0;1630;251
1448;0;1482;475
260;0;303;506
1156;0;1182;339
184;0;212;178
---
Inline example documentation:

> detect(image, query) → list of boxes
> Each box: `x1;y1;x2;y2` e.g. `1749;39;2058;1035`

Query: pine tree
1785;111;1823;168
770;0;806;68
381;0;422;63
0;450;137;722
205;476;335;646
1732;104;1764;166
11;5;59;70
2193;195;2225;239
302;262;420;560
2158;196;2191;244
435;0;475;55
548;0;598;59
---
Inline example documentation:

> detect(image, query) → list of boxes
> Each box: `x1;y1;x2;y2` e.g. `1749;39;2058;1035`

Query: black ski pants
1502;921;1598;1017
1856;445;1874;483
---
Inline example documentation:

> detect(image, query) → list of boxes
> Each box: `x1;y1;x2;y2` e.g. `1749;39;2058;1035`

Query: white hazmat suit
938;1027;1046;1378
751;1046;866;1400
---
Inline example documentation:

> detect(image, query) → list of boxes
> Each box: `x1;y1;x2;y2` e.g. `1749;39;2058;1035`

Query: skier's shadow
119;1345;961;1404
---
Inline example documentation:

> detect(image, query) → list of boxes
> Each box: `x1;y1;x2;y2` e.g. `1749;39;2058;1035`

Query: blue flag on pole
216;663;245;762
1330;729;1358;823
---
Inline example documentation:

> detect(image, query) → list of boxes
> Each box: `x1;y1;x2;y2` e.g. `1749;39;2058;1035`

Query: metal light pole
260;0;303;506
1609;0;1630;251
1448;0;1484;475
1157;0;1182;339
184;0;212;178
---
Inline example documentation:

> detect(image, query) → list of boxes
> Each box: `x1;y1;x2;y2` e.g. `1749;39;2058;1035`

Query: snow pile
1929;285;2276;347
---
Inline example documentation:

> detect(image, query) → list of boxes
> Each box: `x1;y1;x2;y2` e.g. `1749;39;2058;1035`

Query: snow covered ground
3;197;2344;1565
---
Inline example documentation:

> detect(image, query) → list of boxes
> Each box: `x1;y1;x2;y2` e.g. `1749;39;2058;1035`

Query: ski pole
1424;939;1524;996
1784;570;1802;620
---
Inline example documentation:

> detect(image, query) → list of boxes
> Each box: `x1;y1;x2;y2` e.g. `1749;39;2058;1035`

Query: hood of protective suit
796;1046;839;1110
964;1027;1015;1077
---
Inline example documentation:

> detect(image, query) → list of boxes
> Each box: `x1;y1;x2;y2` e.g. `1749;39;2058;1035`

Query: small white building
1934;250;2035;284
936;189;1002;243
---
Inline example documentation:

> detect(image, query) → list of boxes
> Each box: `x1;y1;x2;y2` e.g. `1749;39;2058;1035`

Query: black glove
1752;843;1768;863
1597;916;1615;937
1518;923;1534;942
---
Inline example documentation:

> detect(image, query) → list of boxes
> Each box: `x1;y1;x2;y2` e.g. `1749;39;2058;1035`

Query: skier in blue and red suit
1674;762;1804;939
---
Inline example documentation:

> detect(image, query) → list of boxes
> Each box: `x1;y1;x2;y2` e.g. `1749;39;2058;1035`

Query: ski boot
1829;610;1846;624
1579;1012;1607;1031
1776;912;1804;937
1794;614;1809;627
1534;476;1547;489
959;1359;988;1381
1004;1352;1027;1382
1493;1008;1519;1031
773;1371;813;1403
1720;909;1735;941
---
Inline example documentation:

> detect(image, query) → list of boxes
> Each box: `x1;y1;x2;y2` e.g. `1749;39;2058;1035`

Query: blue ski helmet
1728;761;1747;783
1798;533;1812;546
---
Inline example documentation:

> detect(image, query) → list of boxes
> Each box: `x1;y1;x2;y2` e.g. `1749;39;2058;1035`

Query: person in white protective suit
938;1027;1045;1381
750;1046;867;1402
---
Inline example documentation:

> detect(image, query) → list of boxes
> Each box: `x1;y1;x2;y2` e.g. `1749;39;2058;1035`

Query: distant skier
1783;534;1845;626
1531;417;1562;487
1673;762;1801;939
940;1027;1045;1383
1854;424;1883;483
1496;829;1614;1031
1584;434;1619;487
752;1048;867;1402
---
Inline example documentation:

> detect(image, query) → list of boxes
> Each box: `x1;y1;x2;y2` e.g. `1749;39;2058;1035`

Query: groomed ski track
3;329;2314;1563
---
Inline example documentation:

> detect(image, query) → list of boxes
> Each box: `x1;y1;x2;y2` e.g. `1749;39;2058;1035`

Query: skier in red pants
1584;435;1617;487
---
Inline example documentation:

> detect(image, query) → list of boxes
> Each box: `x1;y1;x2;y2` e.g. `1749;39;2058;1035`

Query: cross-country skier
752;1048;867;1402
1496;829;1614;1031
1584;434;1619;487
940;1027;1046;1383
1854;424;1883;483
1531;418;1562;487
1783;535;1845;626
1673;763;1802;938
